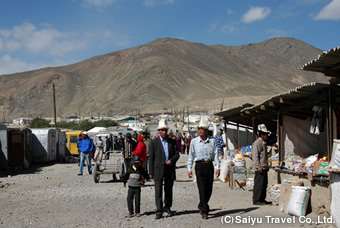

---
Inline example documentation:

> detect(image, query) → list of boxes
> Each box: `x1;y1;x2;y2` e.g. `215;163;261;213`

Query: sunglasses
159;129;168;132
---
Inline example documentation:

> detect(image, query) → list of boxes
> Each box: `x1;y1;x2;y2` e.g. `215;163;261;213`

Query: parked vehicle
66;131;82;156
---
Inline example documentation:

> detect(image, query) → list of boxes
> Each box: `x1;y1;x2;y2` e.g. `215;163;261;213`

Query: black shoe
201;213;208;219
262;200;272;205
155;213;163;219
89;172;92;175
253;202;266;206
126;212;134;218
164;208;174;217
198;206;202;215
77;173;83;176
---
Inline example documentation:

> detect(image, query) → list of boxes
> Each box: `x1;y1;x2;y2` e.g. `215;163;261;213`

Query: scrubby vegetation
29;118;118;131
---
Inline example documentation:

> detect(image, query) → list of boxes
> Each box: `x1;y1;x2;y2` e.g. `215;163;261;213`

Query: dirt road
0;154;336;228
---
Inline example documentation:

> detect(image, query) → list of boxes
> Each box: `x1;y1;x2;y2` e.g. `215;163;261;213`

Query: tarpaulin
282;115;327;159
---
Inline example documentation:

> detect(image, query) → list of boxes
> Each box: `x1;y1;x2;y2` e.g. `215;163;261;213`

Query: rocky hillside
0;37;327;120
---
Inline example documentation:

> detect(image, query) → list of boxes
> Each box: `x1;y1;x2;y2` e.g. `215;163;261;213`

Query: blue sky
0;0;339;75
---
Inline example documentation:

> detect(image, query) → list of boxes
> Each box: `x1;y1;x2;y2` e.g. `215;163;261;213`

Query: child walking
123;155;148;217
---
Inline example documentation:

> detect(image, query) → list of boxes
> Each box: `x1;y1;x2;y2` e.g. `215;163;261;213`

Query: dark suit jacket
149;137;180;181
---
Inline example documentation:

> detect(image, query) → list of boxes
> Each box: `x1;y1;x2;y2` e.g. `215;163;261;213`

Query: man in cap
123;133;137;170
214;129;225;159
78;132;94;176
252;124;271;205
187;117;220;219
149;119;180;219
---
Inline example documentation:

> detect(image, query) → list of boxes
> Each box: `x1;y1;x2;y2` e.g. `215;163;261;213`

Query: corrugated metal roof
241;82;329;113
214;103;253;117
214;103;254;126
302;47;340;77
214;82;330;127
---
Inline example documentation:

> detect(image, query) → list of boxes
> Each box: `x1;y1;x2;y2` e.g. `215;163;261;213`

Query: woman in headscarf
133;135;147;169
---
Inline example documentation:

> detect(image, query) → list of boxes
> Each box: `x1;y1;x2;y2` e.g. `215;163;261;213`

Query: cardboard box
307;172;313;181
270;159;279;167
313;161;321;175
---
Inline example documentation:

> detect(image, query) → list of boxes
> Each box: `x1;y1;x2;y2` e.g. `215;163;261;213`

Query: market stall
215;82;339;215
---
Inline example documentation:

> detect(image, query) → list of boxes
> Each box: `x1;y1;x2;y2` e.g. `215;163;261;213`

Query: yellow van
66;131;82;155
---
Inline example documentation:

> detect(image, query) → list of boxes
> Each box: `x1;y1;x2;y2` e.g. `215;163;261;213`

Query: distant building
12;118;32;126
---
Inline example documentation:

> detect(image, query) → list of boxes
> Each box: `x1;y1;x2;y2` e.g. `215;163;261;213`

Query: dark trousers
181;145;186;154
124;158;132;171
253;170;268;204
195;162;214;214
154;166;174;214
127;186;141;214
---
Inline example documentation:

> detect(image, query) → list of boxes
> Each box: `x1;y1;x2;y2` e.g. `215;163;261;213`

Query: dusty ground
0;154;337;228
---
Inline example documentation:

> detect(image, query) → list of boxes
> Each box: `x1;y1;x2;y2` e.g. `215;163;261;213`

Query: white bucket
246;178;254;191
234;159;246;167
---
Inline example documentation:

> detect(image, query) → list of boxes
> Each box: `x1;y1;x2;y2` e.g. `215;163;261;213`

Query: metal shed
31;128;59;163
0;125;8;169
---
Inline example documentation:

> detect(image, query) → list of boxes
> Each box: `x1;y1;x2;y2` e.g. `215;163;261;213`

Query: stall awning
302;47;340;77
240;82;330;119
214;103;254;126
214;82;331;126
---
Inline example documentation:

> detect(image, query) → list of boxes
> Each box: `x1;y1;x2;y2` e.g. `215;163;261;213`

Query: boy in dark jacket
123;155;149;217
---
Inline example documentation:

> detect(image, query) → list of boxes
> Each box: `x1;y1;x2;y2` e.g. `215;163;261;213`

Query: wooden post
237;122;240;149
278;112;284;165
224;120;229;151
252;116;256;142
328;80;338;162
53;83;57;128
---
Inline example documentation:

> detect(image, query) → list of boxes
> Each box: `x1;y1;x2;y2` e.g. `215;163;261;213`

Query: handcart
92;150;125;183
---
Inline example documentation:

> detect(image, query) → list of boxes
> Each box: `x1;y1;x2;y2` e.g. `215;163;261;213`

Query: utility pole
187;106;190;135
182;107;185;131
78;105;81;120
53;83;57;127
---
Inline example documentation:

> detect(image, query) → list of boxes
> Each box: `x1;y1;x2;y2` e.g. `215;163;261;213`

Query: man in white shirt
187;117;220;219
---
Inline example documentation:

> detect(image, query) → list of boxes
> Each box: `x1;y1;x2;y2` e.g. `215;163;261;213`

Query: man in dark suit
149;119;180;219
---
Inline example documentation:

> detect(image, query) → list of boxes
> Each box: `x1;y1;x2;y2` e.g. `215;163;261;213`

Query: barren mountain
0;37;328;120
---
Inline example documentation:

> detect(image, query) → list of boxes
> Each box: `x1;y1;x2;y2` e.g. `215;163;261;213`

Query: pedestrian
105;136;112;152
176;134;182;153
123;133;137;170
187;117;220;219
133;135;147;169
93;136;104;164
149;119;180;219
104;136;112;160
77;133;83;166
78;132;94;176
123;155;149;217
142;132;150;173
133;133;138;144
252;124;271;206
113;135;119;150
181;132;187;154
185;135;191;155
118;133;125;151
214;129;225;159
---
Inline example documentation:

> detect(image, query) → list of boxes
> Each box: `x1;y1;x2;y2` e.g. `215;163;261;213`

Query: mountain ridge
0;37;327;120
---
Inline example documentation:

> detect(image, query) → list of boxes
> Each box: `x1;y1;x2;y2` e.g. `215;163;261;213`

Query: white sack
219;159;232;183
287;186;310;217
331;173;340;228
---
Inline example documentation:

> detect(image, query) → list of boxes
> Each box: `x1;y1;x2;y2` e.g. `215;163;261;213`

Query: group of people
174;132;191;155
122;118;222;220
77;118;271;220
